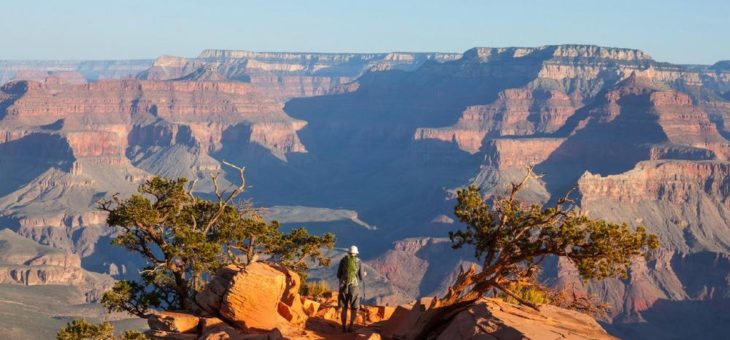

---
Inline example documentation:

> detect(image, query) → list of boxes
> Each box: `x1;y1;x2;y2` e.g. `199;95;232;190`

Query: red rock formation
651;91;730;159
415;90;579;153
578;160;730;204
148;262;614;340
0;79;305;158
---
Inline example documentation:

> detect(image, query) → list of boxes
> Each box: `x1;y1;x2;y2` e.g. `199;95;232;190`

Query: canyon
0;45;729;339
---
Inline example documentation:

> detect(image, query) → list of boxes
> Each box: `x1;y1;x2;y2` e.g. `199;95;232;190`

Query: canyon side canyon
0;45;729;339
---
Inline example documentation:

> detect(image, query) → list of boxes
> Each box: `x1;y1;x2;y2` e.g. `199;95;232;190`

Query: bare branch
202;161;247;234
508;165;543;198
211;172;223;201
187;177;199;203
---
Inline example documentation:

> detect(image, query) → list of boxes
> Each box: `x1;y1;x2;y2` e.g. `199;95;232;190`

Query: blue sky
1;0;728;64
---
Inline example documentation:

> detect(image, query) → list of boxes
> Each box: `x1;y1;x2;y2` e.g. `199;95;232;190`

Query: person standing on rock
337;245;366;333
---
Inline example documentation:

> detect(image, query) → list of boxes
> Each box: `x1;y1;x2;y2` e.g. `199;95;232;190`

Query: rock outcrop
146;261;613;340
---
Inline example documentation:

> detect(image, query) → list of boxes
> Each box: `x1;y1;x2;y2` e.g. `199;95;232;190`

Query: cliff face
0;77;305;162
577;160;730;253
0;76;308;276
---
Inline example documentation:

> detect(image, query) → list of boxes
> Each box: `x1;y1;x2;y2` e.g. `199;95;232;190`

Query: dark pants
338;284;360;331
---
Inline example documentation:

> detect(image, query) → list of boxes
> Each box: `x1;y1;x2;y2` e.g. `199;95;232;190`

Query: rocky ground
144;262;614;340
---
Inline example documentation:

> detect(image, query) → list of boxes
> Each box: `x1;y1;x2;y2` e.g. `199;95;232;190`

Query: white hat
348;245;359;255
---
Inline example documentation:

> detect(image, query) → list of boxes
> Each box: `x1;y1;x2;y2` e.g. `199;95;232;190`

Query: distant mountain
0;45;729;339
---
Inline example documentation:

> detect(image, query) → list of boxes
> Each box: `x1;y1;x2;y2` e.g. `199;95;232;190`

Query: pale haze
1;0;728;64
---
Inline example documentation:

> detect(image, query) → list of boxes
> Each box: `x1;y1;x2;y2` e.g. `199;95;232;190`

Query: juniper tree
446;167;659;308
98;163;335;317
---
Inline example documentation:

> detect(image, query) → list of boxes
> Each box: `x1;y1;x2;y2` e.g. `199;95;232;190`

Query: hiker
337;245;366;333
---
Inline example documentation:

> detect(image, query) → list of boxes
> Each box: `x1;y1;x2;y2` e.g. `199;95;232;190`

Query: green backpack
343;255;359;286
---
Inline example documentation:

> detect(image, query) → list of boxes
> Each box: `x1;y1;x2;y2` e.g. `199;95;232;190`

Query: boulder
218;262;289;331
196;265;239;316
363;305;396;323
301;298;321;317
199;317;225;330
315;306;340;322
278;266;301;306
276;266;307;326
379;305;419;339
277;301;307;326
380;297;437;339
147;311;200;334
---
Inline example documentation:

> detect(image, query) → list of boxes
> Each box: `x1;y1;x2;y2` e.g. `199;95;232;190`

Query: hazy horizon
2;0;729;65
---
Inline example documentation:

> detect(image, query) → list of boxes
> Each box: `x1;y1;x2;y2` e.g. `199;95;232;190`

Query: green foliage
101;280;161;317
99;167;335;317
120;330;148;340
56;319;147;340
301;280;330;298
498;282;551;306
56;319;114;340
448;169;659;307
273;227;336;272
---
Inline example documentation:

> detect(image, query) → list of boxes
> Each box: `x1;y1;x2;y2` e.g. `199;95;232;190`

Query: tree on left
97;162;335;318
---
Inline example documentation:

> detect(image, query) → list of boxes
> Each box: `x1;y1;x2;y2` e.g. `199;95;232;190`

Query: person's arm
358;259;365;281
